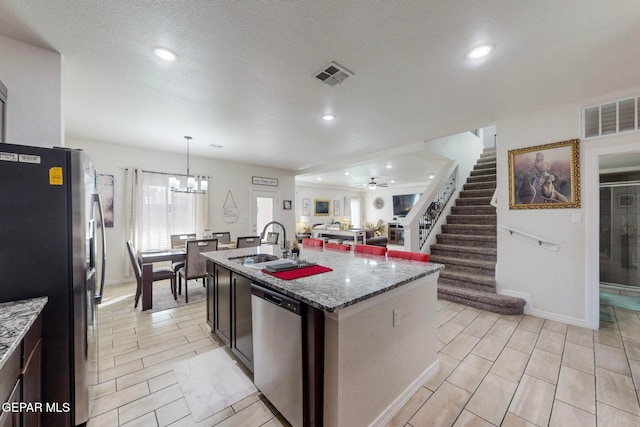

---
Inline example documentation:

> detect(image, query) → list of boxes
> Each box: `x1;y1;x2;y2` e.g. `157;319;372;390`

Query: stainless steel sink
230;254;279;264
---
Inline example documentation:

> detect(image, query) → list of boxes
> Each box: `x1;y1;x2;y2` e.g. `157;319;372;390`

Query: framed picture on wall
333;200;340;216
283;200;292;210
302;198;310;216
508;138;580;209
314;199;330;216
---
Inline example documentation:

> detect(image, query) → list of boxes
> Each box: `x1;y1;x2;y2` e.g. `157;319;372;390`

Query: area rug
600;292;640;312
172;348;257;422
147;279;206;313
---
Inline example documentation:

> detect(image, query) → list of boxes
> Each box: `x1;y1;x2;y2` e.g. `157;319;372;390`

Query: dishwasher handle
251;283;301;315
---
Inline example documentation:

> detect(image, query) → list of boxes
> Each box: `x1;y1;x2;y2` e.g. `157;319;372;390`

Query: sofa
310;225;388;248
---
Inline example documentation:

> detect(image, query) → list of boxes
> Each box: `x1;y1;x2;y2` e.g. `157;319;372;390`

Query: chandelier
169;136;208;194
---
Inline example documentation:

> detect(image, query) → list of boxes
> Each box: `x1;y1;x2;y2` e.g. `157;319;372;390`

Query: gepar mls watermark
1;402;71;413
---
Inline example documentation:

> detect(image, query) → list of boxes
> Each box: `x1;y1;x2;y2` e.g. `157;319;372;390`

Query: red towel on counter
262;265;332;280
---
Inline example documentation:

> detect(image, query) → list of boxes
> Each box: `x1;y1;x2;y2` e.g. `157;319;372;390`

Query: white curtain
124;169;209;272
350;196;362;228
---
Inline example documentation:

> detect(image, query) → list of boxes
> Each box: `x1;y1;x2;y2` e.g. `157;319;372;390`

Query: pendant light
169;136;207;194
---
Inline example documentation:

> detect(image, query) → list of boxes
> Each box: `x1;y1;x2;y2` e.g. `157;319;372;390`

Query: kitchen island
202;245;442;427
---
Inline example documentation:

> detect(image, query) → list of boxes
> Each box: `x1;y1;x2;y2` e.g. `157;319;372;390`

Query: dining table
137;241;238;310
138;249;186;310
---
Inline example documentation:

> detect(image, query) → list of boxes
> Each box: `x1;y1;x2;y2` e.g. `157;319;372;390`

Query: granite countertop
0;297;47;371
202;245;443;312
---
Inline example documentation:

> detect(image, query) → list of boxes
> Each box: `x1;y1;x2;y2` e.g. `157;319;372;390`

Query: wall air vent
583;96;639;139
315;62;354;87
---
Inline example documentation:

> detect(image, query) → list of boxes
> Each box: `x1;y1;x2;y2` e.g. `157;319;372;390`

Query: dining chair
302;237;324;247
266;232;279;244
236;236;261;248
354;244;387;256
324;242;350;251
178;239;218;303
170;233;196;249
210;232;231;243
126;240;176;308
387;250;429;262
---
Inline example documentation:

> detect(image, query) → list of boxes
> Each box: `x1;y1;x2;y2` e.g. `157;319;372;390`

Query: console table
312;228;368;245
388;223;404;245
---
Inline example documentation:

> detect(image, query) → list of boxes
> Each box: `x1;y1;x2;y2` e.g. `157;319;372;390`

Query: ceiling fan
364;177;389;190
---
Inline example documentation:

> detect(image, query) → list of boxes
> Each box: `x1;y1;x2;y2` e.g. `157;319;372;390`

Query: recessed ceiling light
428;173;435;179
386;164;392;169
466;44;494;59
344;171;350;175
322;114;335;121
317;177;322;181
391;180;395;184
153;47;177;62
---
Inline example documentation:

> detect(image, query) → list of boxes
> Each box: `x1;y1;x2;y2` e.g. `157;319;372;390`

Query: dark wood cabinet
231;272;253;371
388;223;404;245
206;261;254;372
0;313;42;427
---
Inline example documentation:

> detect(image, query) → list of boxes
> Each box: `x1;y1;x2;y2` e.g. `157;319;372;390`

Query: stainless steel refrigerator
0;143;106;426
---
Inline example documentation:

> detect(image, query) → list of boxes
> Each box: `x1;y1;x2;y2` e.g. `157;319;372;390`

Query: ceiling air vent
583;96;639;139
315;62;354;87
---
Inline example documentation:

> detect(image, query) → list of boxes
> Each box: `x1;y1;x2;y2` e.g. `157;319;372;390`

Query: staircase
430;147;526;315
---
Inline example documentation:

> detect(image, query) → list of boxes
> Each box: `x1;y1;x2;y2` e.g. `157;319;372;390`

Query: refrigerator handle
92;193;107;305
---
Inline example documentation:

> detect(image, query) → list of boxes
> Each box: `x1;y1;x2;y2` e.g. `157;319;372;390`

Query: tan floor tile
453;409;494;426
260;416;289;427
508;374;555;426
408;381;471;427
595;342;631;375
478;311;501;322
555;366;595;414
489;319;518;339
424;353;460;391
597;401;640;426
386;387;432;427
502;412;537;426
561;342;595;375
524;348;561;385
506;329;538;355
155;397;190;427
148;371;179;393
623;336;640;361
438;321;465;344
215;401;275;427
232;392;263;412
91;381;150;418
596;366;640;416
542;319;567;334
441;333;481;360
116;351;197;390
447;354;493;393
566;325;593;348
463;317;496;338
629;359;640;390
472;333;508;362
490;347;530;383
121;412;159;427
90;379;117;400
118;383;184;424
115;336;189;366
86;409;118;427
439;308;463;325
535;329;565;355
517;315;545;334
142;337;213;367
594;327;624;348
549;400;595;427
451;309;482;327
99;358;144;383
465;372;517;425
169;407;235;427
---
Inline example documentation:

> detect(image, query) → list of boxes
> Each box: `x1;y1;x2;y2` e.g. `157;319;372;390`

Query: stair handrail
497;224;560;252
403;161;458;252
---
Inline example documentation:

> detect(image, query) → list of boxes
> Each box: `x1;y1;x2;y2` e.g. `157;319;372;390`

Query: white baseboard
498;288;588;328
370;360;440;427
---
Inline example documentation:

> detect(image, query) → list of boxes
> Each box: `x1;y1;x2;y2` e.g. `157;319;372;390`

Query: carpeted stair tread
459;189;495;198
467;174;497;183
442;224;496;236
451;205;496;215
456;197;493;206
474;162;496;170
429;255;495;271
436;233;497;248
470;168;496;176
438;285;525;314
439;270;496;286
446;215;496;225
463;181;497;190
431;243;496;257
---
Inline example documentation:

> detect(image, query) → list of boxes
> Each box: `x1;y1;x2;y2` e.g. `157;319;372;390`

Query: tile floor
88;282;640;426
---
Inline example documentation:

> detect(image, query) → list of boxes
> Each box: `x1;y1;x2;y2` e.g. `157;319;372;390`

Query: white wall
295;185;362;229
363;185;427;225
496;85;640;327
68;138;296;284
0;35;62;147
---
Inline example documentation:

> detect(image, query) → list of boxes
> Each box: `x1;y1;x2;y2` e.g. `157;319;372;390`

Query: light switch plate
572;213;582;224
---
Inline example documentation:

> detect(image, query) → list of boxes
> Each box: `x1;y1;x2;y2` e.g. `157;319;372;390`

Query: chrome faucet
260;221;288;257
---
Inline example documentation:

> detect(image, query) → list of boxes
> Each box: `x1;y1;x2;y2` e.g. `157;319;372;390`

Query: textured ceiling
0;1;639;178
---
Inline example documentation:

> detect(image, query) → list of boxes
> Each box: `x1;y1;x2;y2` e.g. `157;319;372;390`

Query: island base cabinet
213;263;232;346
323;274;439;427
231;273;253;371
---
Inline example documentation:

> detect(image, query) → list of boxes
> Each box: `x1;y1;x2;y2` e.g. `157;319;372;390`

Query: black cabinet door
206;261;214;329
214;264;231;345
0;379;21;427
231;273;253;372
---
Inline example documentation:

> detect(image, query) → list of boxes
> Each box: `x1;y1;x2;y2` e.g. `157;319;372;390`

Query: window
350;197;361;228
139;171;208;250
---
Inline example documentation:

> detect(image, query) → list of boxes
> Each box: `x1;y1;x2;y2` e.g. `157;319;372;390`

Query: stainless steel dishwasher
251;283;303;427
